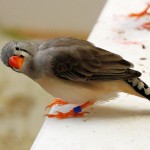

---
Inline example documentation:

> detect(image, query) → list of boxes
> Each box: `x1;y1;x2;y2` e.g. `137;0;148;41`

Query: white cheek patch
14;50;29;57
19;51;29;57
14;51;20;55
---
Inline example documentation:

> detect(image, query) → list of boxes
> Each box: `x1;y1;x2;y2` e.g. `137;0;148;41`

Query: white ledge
31;0;150;150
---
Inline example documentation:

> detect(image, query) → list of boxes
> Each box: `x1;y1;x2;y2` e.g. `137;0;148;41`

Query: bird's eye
15;46;20;51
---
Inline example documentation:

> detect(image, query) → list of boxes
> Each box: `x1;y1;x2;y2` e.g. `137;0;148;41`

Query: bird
1;37;150;119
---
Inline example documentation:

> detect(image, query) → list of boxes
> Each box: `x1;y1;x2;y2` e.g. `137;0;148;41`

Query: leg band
73;106;82;114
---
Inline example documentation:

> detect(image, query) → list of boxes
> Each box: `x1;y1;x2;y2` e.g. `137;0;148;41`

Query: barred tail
126;78;150;100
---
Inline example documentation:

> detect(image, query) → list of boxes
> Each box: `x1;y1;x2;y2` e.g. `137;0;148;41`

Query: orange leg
129;4;150;18
44;100;95;119
45;98;68;111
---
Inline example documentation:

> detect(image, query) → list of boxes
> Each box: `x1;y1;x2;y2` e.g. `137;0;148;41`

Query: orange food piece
141;22;150;29
129;4;150;18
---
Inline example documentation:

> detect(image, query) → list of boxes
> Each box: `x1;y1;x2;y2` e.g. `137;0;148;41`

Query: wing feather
39;37;141;82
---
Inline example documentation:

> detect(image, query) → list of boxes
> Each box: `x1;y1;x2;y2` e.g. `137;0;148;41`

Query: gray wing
39;37;141;82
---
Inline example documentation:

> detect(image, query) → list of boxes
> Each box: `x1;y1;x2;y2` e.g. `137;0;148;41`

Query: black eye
15;46;20;51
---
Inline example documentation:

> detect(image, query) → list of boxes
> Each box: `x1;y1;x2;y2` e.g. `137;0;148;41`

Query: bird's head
1;40;38;73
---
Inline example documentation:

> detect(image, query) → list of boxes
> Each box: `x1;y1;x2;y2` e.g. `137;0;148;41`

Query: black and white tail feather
126;78;150;100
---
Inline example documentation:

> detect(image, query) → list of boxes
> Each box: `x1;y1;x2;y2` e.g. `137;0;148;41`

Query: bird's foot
45;98;68;111
44;100;95;119
44;110;87;119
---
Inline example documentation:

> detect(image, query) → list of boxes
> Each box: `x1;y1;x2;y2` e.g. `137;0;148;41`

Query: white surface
31;0;150;150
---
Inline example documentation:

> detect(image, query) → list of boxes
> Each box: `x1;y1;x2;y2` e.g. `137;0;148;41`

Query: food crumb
139;64;144;66
142;44;146;49
83;118;89;122
140;57;147;60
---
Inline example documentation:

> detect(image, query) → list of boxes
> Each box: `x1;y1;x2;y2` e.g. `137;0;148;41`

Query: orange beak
8;56;24;69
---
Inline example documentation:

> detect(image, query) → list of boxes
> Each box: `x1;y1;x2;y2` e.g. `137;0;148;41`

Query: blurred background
0;0;105;149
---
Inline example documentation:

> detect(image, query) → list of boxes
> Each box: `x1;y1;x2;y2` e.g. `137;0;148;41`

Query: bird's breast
35;76;126;104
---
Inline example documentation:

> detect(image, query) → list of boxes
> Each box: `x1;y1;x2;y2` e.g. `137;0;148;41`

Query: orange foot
45;98;68;111
44;100;95;119
129;4;150;18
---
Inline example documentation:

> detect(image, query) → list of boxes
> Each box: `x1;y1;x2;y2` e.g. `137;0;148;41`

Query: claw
44;100;95;119
44;110;88;119
45;98;68;111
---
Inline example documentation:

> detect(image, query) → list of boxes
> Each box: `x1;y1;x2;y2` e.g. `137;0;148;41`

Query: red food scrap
140;22;150;29
119;39;143;45
129;4;150;18
129;4;150;29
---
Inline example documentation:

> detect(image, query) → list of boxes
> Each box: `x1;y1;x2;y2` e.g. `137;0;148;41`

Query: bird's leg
44;100;95;119
129;4;150;18
45;98;68;111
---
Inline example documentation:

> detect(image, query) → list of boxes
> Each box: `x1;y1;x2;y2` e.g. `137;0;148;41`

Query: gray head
1;40;38;73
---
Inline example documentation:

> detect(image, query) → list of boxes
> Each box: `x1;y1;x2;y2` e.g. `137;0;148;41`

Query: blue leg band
73;106;82;114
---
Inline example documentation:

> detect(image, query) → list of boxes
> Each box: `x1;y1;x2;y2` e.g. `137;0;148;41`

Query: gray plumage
1;41;17;66
1;37;140;81
2;37;149;104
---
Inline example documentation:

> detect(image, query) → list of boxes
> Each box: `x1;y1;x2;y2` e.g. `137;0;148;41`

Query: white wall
0;0;106;33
